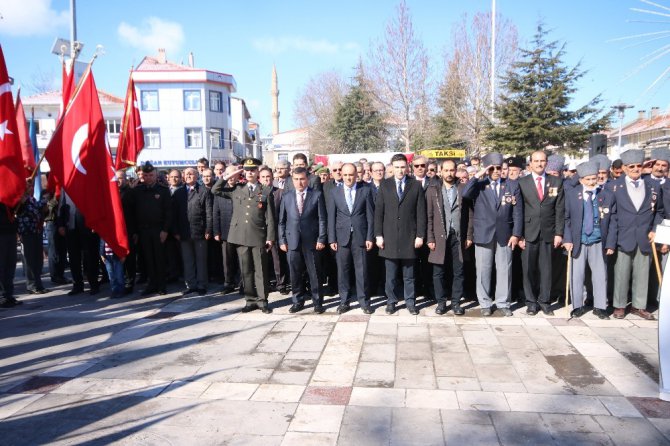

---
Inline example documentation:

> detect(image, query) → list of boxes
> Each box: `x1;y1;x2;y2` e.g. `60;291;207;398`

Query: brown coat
426;182;473;264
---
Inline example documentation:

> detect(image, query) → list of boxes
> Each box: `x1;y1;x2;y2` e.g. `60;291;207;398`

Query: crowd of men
0;148;668;323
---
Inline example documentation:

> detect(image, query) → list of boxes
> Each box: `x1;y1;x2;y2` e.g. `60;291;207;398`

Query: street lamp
611;103;634;153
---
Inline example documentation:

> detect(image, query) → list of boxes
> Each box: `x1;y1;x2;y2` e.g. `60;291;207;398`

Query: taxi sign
419;149;466;159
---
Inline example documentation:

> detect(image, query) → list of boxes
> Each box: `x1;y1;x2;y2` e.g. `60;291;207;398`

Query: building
22;89;124;170
132;49;238;169
230;97;262;160
262;127;310;168
606;107;670;155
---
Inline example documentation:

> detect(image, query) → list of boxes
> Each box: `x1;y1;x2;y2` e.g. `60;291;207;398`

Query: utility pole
611;103;634;151
491;0;496;122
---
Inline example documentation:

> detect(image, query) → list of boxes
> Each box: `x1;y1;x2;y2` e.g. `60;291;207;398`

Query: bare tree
293;70;349;154
26;67;58;94
367;1;433;152
437;12;518;155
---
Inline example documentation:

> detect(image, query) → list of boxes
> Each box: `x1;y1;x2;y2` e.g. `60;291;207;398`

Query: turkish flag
60;61;74;120
45;66;129;258
114;75;144;170
15;91;36;174
0;45;27;208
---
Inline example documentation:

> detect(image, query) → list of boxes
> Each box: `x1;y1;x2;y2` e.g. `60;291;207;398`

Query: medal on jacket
257;191;264;209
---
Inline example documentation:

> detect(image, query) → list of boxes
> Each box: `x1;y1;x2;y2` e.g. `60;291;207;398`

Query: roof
135;56;198;72
607;111;670;137
22;89;123;106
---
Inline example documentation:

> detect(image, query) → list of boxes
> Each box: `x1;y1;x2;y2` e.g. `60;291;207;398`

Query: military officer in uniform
129;162;172;296
212;158;275;313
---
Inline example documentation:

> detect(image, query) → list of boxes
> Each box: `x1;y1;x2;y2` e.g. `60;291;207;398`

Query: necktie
397;181;403;199
249;184;255;195
297;191;304;216
633;180;639;188
536;177;544;200
346;187;354;213
491;181;498;200
584;191;594;236
337;181;343;188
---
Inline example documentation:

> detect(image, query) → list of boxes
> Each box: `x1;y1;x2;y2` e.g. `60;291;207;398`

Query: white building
132;49;238;169
262;127;310;168
230;97;261;160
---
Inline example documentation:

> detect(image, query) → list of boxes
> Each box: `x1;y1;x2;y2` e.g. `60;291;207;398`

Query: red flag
60;61;74;120
114;74;144;170
0;45;27;208
15;90;36;174
45;66;129;258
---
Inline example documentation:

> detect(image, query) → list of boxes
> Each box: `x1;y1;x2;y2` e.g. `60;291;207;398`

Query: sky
2;0;670;136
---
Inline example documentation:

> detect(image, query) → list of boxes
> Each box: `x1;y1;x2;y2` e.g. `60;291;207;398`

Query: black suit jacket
518;173;565;243
278;188;327;250
327;181;375;247
172;183;213;240
374;176;427;259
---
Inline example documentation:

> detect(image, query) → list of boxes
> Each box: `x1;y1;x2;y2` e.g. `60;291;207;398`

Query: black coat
518;173;565;243
172;183;213;240
374;176;427;259
212;193;234;240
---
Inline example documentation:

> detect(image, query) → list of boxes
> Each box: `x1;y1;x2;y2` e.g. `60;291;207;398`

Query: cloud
252;36;360;55
0;0;69;36
117;17;184;54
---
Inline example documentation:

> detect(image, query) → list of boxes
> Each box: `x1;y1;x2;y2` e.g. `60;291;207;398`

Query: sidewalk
0;284;669;445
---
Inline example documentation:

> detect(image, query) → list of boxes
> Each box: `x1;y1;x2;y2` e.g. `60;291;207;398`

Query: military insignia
505;196;512;204
257;202;264;209
548;187;558;197
652;192;658;202
603;208;609;214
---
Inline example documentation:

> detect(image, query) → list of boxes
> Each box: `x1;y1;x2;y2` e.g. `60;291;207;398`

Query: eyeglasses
428;168;436;172
627;164;643;169
332;168;341;172
490;166;502;171
413;164;426;168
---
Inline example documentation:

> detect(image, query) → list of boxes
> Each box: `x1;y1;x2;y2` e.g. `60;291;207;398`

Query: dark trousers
367;247;386;297
288;243;323;305
124;237;137;289
522;239;553;310
336;242;368;306
66;228;99;290
432;231;464;304
165;236;182;281
21;233;44;291
0;232;17;298
139;228;167;292
208;238;223;282
271;244;288;289
46;221;66;280
384;258;415;306
237;245;270;306
222;240;241;286
415;245;434;299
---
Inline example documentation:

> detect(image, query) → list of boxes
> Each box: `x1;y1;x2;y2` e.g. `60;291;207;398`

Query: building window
141;90;158;111
209;91;222;112
106;119;121;134
185;128;203;148
183;90;201;111
227;96;232;116
144;128;160;149
209;128;223;149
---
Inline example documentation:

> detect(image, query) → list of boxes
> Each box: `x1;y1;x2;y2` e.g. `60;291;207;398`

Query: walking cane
651;237;663;286
565;246;572;309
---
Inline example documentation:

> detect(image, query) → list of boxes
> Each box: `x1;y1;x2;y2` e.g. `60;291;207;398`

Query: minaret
271;64;280;135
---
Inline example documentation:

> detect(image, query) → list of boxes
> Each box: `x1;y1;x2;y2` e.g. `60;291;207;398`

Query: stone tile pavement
1;283;669;445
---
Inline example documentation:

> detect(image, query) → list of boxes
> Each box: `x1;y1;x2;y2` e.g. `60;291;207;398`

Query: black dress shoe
435;303;447;315
279;286;290;295
362;306;374;315
407;305;419;315
337;303;350;314
593;308;610;320
29;288;48;295
67;286;84;296
570;307;587;318
182;288;197;296
241;303;259;313
261;306;273;314
1;297;21;308
197;288;207;296
124;287;134;295
289;303;304;313
526;308;538;316
452;304;465;316
314;304;325;314
542;308;555;316
385;303;396;314
221;284;235;294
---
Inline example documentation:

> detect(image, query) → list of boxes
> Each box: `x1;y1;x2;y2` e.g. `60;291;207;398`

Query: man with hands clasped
462;152;522;317
563;161;616;320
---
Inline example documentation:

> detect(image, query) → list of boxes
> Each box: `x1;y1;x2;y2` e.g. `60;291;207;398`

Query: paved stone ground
1;279;670;445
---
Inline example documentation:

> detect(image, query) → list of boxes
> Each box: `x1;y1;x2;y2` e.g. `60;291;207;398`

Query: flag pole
117;67;135;168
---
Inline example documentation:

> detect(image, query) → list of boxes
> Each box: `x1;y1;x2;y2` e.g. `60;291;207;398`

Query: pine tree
329;68;387;153
487;23;611;156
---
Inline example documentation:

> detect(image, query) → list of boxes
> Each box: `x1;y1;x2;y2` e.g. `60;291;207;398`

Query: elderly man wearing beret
607;149;664;319
563;161;616;319
462;152;523;316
